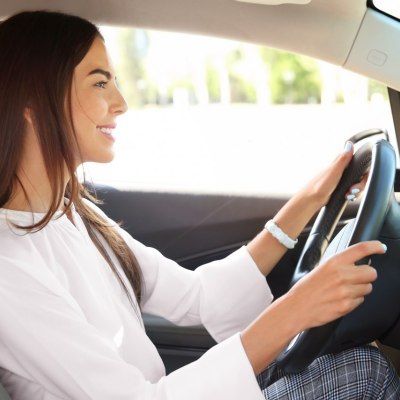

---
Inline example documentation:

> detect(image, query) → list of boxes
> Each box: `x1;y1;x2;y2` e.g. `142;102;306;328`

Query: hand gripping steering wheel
276;139;398;374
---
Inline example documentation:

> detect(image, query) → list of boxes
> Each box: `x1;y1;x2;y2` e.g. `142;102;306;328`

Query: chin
96;153;115;163
85;147;116;164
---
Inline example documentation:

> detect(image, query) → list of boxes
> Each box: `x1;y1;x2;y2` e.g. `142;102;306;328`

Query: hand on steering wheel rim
276;139;396;374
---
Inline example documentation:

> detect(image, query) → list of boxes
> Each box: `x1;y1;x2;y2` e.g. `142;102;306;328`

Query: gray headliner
0;0;399;90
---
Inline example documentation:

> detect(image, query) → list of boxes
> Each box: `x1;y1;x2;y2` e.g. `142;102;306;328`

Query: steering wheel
276;139;399;374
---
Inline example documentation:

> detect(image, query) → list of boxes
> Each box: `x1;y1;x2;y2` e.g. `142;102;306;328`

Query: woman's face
71;36;127;165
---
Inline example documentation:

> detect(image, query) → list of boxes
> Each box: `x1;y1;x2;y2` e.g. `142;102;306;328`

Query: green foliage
260;48;322;104
368;80;389;101
226;48;257;103
205;60;221;103
112;27;380;108
229;75;257;103
116;29;151;108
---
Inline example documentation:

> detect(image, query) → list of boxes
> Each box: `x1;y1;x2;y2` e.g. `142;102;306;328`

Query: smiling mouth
97;126;116;141
98;126;113;135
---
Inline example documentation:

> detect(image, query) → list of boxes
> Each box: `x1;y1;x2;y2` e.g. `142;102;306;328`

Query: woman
0;10;398;400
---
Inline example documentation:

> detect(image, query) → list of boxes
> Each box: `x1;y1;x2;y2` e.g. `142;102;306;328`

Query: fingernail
381;243;387;253
351;188;360;194
343;141;352;153
346;194;356;201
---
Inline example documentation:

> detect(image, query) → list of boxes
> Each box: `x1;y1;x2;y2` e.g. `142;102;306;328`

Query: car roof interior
0;0;399;91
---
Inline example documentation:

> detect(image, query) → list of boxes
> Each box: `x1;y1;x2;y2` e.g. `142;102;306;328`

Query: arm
121;233;273;342
240;142;381;374
0;259;266;400
247;141;365;276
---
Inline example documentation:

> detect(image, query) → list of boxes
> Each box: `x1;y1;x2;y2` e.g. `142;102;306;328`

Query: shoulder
80;198;120;227
82;198;109;219
80;198;164;264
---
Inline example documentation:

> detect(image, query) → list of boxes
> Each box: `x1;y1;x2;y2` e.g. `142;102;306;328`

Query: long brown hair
0;11;142;308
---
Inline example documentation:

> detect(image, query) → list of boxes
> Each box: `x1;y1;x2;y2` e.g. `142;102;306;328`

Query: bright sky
373;0;400;18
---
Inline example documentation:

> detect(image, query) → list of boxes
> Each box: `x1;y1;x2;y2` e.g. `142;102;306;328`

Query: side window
82;26;395;196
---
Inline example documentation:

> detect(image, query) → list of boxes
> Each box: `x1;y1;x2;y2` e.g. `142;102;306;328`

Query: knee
347;346;399;393
349;345;391;373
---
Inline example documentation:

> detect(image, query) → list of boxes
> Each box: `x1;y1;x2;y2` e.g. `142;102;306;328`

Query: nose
111;87;128;115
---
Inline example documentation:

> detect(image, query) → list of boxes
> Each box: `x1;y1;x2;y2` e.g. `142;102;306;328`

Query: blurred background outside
82;26;395;196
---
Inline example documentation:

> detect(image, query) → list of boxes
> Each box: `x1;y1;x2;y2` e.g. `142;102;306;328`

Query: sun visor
344;8;400;91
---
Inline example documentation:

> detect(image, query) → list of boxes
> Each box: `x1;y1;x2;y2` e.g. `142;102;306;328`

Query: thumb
333;141;354;171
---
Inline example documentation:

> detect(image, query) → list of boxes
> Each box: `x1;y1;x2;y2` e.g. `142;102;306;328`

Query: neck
4;124;69;213
4;174;66;213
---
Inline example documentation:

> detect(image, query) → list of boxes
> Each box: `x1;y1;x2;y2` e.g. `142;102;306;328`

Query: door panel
143;314;217;374
95;185;285;261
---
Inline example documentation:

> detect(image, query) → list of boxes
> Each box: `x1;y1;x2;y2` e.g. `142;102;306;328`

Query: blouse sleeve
121;231;273;342
0;257;265;400
86;200;274;342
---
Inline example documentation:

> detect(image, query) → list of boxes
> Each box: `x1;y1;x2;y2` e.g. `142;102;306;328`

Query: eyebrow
87;68;112;80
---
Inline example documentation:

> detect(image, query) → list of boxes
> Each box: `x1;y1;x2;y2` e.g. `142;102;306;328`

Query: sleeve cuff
165;333;265;400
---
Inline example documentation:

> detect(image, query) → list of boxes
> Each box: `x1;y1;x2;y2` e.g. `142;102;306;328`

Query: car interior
1;0;400;397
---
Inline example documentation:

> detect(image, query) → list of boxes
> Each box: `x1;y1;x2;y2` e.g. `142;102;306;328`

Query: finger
351;282;374;298
358;173;369;189
345;187;360;201
335;296;366;318
341;285;371;314
353;265;378;283
348;297;365;312
330;241;387;266
318;141;354;194
346;173;369;200
345;265;378;286
336;283;373;316
332;141;354;170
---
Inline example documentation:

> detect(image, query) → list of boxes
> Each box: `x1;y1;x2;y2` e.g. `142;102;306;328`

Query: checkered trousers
257;345;400;399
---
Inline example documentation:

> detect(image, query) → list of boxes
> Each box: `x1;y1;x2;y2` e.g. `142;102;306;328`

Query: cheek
72;91;108;130
83;102;104;123
84;92;109;121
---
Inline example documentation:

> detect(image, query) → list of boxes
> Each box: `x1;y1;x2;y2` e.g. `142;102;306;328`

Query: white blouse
0;202;273;400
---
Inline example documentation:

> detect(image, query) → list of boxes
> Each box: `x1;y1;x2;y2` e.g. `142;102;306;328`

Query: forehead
75;36;114;76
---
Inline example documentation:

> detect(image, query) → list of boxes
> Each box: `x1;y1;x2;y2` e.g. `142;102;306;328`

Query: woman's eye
95;81;108;89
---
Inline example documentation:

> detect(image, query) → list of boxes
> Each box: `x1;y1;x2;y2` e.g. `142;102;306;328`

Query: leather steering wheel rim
275;139;397;374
